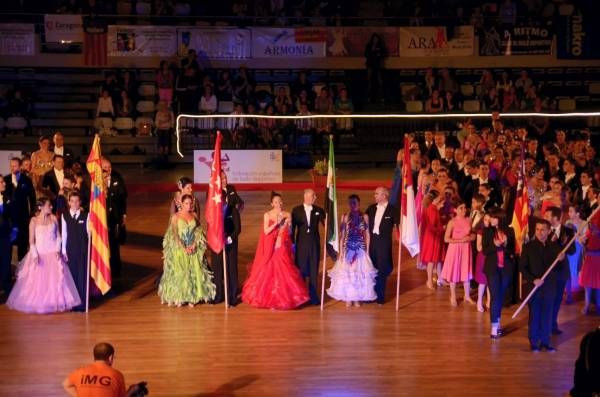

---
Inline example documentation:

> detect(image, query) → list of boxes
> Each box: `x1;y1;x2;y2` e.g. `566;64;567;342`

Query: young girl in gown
242;192;309;310
327;195;377;307
159;194;215;307
7;197;81;314
441;200;475;306
565;205;586;302
420;190;445;289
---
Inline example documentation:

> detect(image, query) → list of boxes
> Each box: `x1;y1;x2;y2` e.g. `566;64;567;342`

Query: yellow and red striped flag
511;141;529;254
86;134;111;294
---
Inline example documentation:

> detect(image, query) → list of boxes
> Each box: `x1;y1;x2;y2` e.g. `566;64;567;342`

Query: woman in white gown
327;194;377;307
7;197;81;314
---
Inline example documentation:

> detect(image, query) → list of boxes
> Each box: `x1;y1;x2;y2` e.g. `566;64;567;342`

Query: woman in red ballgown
420;190;445;290
242;192;309;310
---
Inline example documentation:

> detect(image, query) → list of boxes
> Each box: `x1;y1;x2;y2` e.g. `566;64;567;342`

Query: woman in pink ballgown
7;197;81;314
441;200;475;306
242;192;309;310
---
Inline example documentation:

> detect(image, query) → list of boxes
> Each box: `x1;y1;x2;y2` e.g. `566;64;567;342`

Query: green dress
159;217;216;305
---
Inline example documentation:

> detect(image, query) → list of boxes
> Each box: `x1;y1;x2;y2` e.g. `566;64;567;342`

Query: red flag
400;136;420;257
84;31;107;66
511;141;529;254
205;131;224;253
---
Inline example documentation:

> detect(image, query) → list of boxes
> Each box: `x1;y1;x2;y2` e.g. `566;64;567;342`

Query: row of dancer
158;175;398;310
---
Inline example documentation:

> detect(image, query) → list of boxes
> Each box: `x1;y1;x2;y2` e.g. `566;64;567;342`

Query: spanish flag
511;141;529;254
86;135;111;294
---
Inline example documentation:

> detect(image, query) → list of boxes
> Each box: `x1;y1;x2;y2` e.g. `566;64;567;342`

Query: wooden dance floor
1;189;598;396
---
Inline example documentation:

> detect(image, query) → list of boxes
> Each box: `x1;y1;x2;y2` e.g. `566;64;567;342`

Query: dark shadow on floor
192;374;260;397
89;262;157;308
126;231;164;248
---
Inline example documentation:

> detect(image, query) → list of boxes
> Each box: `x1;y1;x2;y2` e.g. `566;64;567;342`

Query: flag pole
222;248;229;310
395;163;404;312
320;213;328;311
85;226;91;313
512;204;600;318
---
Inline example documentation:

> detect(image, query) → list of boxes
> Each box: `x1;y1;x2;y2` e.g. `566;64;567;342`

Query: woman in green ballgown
159;194;216;307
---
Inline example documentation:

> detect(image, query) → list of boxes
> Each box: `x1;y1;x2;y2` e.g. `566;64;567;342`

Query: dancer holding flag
396;135;421;310
326;136;378;308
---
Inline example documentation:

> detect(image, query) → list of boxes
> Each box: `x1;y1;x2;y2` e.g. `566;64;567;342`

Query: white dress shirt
303;204;312;226
54;146;64;156
582;184;590;201
54;168;64;189
61;210;89;255
373;202;388;235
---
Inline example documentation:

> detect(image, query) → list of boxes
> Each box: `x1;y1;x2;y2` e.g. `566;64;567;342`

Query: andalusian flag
325;136;339;260
86;135;111;294
401;136;420;257
511;141;529;254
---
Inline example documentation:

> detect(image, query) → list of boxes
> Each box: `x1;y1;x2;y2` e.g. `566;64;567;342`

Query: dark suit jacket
41;168;62;199
291;204;325;274
0;194;17;239
427;143;443;161
3;173;36;225
224;184;244;210
224;203;241;241
106;171;127;226
482;226;516;275
441;158;459;181
564;174;580;197
472;178;503;208
549;224;576;281
365;202;400;274
520;238;562;284
54;146;75;167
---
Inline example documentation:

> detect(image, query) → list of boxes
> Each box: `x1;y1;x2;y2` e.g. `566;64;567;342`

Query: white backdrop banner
108;25;176;57
0;151;22;176
177;28;251;59
399;26;474;57
251;28;326;58
44;14;84;43
194;150;283;184
0;24;35;55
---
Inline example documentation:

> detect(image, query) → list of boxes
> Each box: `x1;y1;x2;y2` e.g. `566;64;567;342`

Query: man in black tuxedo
292;189;325;305
471;162;502;209
211;172;242;307
365;187;399;304
573;171;595;208
53;132;75;168
520;218;564;352
41;154;66;202
544;206;576;335
427;131;446;161
562;157;579;200
460;159;480;207
441;145;459;181
3;158;36;260
0;176;18;295
101;157;127;278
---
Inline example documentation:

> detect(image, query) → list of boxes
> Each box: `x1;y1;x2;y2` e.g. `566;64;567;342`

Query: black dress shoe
541;344;557;352
530;343;541;353
552;328;563;335
497;328;504;336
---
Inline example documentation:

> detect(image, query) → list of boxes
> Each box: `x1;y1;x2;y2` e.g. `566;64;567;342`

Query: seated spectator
314;86;333;135
198;86;217;114
202;75;214;92
444;91;458;112
438;68;458;96
156;60;175;106
479;70;496;99
259;104;278;148
496;71;513;96
274;86;293;114
216;70;233;102
483;88;500;111
521;86;538;111
8;89;29;118
63;342;142;397
425;89;444;113
101;72;121;105
96;90;115;119
117;90;134;118
155;101;174;156
181;49;200;71
502;86;518;112
295;89;313;112
177;66;200;114
515;70;533;97
334;88;354;131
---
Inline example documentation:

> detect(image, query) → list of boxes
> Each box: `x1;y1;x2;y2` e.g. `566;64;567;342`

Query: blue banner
556;3;600;59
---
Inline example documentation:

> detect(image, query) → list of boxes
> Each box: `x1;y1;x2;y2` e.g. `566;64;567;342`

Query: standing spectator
176;66;199;114
155;101;174;158
102;157;127;278
41;155;66;202
216;70;233;102
63;343;142;397
96;90;115;118
364;33;386;103
156;60;175;107
198;86;217;114
31;135;55;192
334;88;354;132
